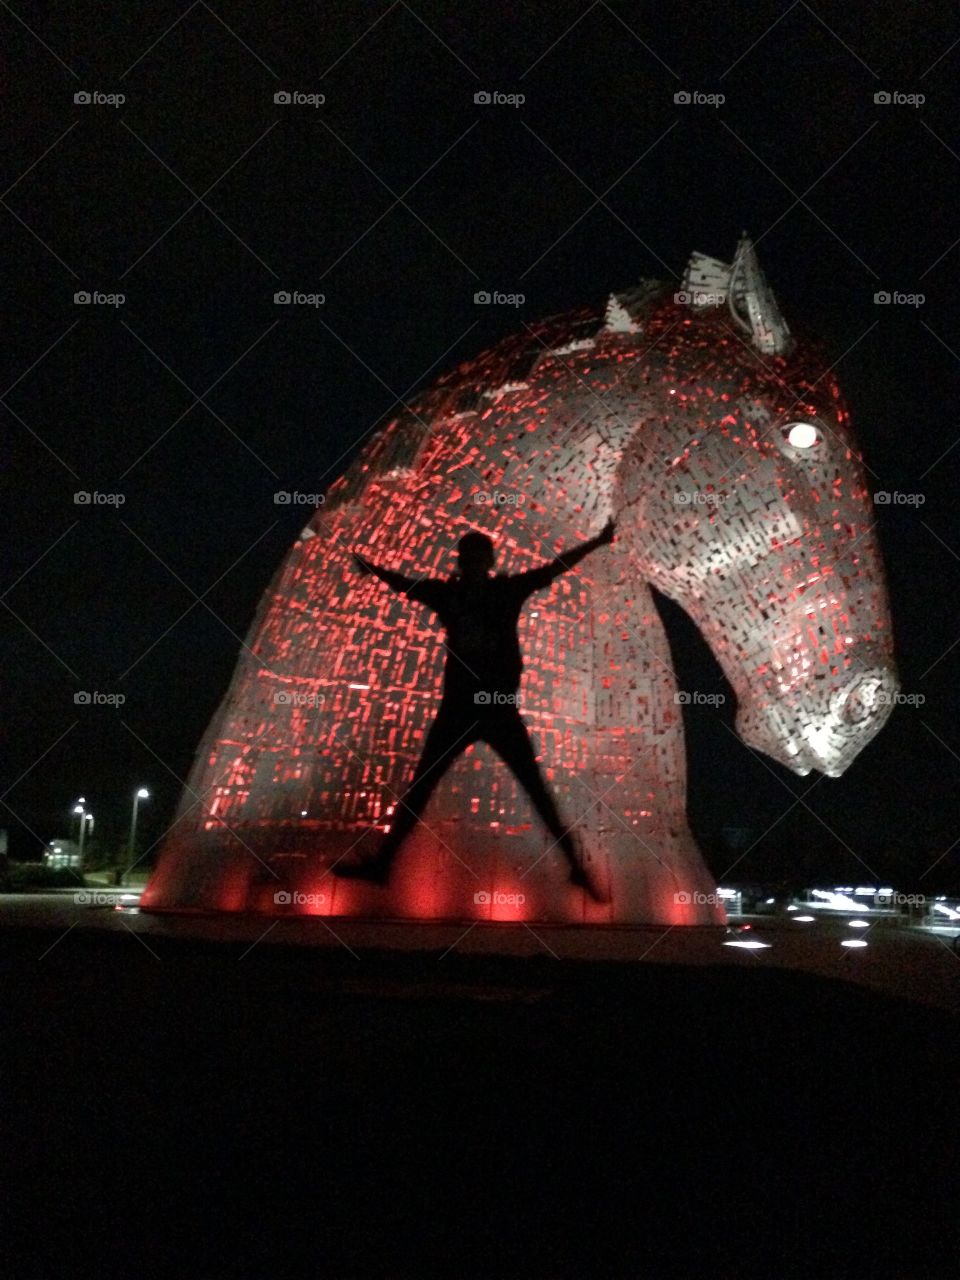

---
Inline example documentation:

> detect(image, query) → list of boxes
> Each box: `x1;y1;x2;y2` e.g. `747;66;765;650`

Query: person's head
457;531;495;579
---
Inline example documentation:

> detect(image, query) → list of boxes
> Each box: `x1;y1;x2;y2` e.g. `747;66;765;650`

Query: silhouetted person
333;522;615;900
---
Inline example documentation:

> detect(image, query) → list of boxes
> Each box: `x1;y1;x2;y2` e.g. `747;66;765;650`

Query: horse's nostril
838;672;893;726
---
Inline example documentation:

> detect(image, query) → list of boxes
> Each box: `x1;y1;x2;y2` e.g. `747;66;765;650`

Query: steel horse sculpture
143;236;898;925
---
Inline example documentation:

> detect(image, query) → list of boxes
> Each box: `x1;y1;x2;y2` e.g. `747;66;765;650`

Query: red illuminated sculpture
143;236;898;924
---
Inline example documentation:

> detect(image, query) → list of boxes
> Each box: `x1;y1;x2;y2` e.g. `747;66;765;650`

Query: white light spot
841;938;868;948
785;421;819;448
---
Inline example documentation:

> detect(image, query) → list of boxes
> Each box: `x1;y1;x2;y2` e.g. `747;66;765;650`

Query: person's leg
483;709;605;899
334;703;476;879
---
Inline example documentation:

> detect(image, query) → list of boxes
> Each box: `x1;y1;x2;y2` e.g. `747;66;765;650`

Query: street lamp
73;798;86;842
119;787;150;886
77;809;93;866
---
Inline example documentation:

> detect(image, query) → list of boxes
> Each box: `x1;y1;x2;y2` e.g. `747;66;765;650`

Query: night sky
3;0;958;882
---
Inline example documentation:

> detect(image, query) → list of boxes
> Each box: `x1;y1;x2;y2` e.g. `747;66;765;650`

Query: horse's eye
782;421;820;449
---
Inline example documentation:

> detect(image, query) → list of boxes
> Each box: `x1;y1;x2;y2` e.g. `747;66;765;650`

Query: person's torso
433;577;526;695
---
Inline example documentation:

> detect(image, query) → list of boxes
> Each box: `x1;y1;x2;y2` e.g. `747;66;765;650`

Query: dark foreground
1;926;957;1278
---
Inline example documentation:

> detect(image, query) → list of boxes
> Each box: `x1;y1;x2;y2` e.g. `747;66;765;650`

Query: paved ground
2;893;958;1278
2;891;959;1013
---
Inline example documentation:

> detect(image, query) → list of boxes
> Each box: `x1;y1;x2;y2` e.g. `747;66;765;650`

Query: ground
1;898;958;1277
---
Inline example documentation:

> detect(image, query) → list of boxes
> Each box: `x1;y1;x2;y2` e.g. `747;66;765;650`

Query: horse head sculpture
142;236;897;925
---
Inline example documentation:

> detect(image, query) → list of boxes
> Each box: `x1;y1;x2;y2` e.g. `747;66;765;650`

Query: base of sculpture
140;823;726;926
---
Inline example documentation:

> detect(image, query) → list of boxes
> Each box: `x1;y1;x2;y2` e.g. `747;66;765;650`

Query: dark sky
2;0;958;880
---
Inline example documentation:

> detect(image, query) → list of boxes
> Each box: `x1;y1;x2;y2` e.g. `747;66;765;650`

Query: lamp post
119;788;149;886
77;808;93;867
73;798;86;843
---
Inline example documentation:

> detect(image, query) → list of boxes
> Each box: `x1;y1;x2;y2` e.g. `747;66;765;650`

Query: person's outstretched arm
514;519;615;594
352;551;442;605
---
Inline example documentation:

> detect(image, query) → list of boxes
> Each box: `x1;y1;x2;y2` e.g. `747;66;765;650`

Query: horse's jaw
734;663;899;778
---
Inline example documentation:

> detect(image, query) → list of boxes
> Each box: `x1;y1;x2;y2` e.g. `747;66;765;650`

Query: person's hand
598;518;616;546
352;551;373;576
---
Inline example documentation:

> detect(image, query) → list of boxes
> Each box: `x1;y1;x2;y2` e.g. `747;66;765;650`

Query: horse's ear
730;233;792;356
680;234;792;356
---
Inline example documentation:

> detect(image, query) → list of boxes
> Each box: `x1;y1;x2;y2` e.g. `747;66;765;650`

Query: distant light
785;421;819;448
348;683;370;690
841;939;868;949
812;889;861;911
73;804;84;814
765;897;775;904
848;919;869;929
136;787;150;799
786;905;798;912
723;938;771;950
794;915;816;922
300;810;308;816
